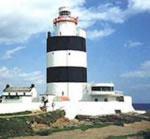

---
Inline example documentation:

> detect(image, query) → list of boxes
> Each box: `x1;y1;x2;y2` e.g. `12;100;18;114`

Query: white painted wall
90;96;117;102
22;97;32;103
31;88;38;98
77;29;86;39
47;96;135;119
47;83;87;101
47;50;87;68
0;102;41;114
55;22;77;36
0;95;135;119
2;97;22;103
2;96;35;104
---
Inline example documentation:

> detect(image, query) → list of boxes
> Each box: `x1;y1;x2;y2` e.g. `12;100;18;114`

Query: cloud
2;46;25;59
0;66;45;84
75;4;126;25
121;60;150;78
87;28;115;40
0;0;150;43
141;61;150;70
131;83;150;89
0;0;125;43
0;0;89;43
0;66;45;93
124;40;143;48
128;0;150;12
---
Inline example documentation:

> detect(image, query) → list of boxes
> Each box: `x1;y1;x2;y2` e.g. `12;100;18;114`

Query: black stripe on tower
47;36;86;52
47;67;87;83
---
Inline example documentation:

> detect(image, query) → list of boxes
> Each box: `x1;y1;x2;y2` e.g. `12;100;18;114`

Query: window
104;98;108;102
94;98;98;102
102;87;113;91
92;87;100;91
116;96;124;102
59;11;71;16
115;110;121;114
91;86;114;91
5;96;19;99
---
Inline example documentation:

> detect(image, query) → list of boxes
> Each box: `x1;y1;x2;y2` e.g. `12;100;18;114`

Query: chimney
48;32;51;38
6;84;10;88
31;84;35;88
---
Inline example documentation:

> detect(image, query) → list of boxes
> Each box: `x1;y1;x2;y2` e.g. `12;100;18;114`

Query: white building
1;84;38;104
0;84;41;114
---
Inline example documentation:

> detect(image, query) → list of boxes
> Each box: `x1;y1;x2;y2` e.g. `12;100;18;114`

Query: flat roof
91;83;114;87
3;87;32;92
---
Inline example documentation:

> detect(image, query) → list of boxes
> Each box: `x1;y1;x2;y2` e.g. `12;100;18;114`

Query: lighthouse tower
46;7;87;101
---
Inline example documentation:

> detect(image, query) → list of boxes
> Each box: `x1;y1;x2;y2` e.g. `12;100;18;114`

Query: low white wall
0;102;41;114
0;96;134;119
47;96;135;119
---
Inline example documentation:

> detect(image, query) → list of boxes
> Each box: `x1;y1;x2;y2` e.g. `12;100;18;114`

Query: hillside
0;111;150;139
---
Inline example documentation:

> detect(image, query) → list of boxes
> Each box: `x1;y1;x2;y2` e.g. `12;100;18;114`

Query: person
41;96;48;111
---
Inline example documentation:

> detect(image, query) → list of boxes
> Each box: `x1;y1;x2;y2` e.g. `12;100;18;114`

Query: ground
1;111;150;139
13;121;150;139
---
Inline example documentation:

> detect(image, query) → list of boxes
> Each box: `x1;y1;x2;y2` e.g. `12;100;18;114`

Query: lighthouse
46;7;87;101
0;6;135;118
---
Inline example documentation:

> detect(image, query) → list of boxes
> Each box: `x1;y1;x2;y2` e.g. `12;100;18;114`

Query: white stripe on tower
46;6;87;101
47;50;87;68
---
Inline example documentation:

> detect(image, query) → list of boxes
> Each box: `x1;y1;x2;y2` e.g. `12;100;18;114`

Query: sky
0;0;150;103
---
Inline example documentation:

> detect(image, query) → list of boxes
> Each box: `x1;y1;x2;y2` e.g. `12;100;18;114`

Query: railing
90;91;115;96
90;90;124;96
115;91;124;95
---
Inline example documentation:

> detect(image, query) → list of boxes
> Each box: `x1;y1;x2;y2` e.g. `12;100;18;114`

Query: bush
35;130;51;136
0;110;65;138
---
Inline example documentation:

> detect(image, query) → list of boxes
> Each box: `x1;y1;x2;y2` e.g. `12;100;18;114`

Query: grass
107;130;150;139
0;118;110;138
0;132;33;139
1;110;149;139
35;123;110;136
0;110;65;139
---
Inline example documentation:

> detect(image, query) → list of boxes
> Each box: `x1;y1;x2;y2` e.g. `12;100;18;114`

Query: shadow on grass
35;123;110;136
107;130;150;139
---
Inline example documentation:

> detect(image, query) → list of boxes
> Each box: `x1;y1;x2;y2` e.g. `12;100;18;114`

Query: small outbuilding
1;84;38;104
